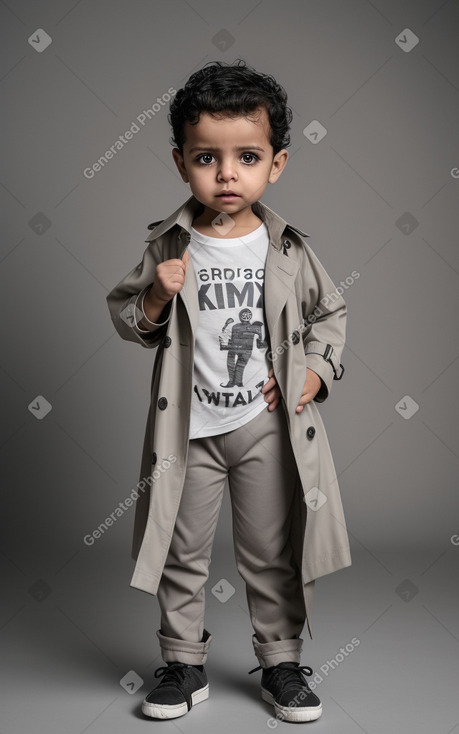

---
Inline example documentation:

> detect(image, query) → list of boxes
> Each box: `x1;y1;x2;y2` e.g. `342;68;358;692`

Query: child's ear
268;149;289;184
172;148;189;183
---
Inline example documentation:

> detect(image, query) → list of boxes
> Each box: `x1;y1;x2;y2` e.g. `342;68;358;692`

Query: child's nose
218;159;238;180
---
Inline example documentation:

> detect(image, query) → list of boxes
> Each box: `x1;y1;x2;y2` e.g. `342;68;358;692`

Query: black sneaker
248;661;322;722
142;661;209;719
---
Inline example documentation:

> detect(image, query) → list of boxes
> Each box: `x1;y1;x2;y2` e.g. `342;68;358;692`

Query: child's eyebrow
188;145;266;153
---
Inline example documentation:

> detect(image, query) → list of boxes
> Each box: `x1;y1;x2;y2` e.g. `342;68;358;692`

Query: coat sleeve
298;241;347;403
106;239;172;349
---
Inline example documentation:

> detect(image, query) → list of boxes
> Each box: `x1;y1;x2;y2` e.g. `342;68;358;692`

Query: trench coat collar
145;194;310;248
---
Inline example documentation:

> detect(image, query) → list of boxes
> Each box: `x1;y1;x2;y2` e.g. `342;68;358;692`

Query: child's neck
192;206;263;239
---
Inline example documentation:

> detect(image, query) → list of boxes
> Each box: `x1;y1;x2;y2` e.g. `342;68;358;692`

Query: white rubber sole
261;687;323;722
142;683;209;719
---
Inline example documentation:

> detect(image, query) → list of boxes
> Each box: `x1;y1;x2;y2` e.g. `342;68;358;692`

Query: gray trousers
156;403;307;668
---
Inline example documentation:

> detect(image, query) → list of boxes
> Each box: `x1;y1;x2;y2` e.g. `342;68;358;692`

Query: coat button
306;426;316;440
163;336;172;348
151;452;157;464
158;397;168;410
291;330;300;345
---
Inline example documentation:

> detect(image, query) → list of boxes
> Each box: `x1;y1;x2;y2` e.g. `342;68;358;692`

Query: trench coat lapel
178;250;199;340
263;244;299;339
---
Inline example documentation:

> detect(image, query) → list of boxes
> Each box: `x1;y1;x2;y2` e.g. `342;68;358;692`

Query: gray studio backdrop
2;1;459;733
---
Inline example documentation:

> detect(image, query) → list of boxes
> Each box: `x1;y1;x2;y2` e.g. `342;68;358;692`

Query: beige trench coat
106;194;352;638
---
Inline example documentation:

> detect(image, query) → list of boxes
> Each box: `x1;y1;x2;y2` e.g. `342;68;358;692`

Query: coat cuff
133;286;171;333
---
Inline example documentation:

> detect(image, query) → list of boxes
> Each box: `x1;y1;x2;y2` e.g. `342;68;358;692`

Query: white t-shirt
187;222;271;439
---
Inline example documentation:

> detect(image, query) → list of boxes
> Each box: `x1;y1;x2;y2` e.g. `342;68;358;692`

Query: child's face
172;106;288;221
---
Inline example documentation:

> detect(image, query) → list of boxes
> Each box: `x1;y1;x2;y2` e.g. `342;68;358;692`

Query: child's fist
150;250;189;303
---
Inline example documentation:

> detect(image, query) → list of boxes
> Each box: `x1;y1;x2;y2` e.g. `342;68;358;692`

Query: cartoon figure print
219;308;266;387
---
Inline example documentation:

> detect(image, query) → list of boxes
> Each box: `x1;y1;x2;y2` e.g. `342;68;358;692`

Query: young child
106;59;351;723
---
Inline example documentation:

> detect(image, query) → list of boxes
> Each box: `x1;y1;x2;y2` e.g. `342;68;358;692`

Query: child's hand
296;368;322;412
261;368;282;411
150;250;190;304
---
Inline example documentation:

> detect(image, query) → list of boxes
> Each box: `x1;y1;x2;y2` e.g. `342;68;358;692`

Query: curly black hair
168;59;293;156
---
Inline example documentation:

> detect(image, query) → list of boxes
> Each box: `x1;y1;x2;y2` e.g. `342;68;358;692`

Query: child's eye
196;153;215;165
241;153;259;164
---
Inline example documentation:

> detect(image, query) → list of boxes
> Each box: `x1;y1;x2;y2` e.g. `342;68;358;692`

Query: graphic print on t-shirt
218;309;266;387
187;222;271;439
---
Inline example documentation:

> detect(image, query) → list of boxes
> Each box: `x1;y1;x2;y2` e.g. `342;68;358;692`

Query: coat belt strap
305;341;345;380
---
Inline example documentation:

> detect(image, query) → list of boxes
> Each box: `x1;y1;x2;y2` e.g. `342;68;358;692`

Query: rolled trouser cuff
252;634;303;668
156;628;212;665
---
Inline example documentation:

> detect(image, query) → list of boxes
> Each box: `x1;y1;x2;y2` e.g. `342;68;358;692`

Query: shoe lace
248;662;313;691
154;662;189;685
